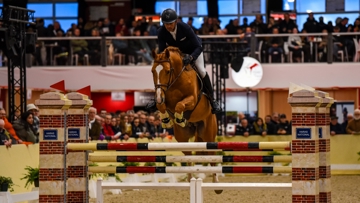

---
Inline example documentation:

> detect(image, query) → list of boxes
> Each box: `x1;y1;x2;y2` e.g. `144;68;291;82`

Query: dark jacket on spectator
276;121;291;135
330;122;343;134
89;120;101;140
235;124;254;135
12;120;36;143
303;18;319;33
0;128;16;145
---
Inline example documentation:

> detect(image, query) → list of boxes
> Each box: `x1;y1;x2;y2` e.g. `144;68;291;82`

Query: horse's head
151;47;183;105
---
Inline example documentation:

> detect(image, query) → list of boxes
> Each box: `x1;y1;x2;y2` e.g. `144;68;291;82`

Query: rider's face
164;22;176;32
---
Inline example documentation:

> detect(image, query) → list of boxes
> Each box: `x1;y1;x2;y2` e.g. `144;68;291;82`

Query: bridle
153;58;186;96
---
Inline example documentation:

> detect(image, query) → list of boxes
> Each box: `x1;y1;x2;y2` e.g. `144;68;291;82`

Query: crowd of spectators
2;104;360;148
2;12;359;67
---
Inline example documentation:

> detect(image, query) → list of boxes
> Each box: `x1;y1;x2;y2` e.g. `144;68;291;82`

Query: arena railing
27;32;360;67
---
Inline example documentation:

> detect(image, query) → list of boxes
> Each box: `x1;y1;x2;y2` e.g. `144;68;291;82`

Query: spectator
26;104;40;138
303;13;318;33
235;118;254;136
330;116;343;135
346;109;360;134
12;112;37;143
265;115;276;135
103;113;115;136
279;13;297;34
0;119;14;148
253;117;267;136
119;115;131;140
276;114;291;135
70;28;88;64
288;27;303;62
267;28;284;62
88;107;101;140
0;108;22;143
115;18;129;36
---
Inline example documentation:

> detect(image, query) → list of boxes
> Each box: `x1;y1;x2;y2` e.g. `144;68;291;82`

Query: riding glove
182;54;193;66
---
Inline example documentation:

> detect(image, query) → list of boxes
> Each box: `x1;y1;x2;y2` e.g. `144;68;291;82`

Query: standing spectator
346;109;360;134
303;13;319;33
265;115;276;135
235;119;254;136
0;119;14;147
276;114;291;135
342;113;353;134
12;112;37;143
253;117;267;136
27;104;40;138
88;107;101;140
330;116;343;135
0;108;22;143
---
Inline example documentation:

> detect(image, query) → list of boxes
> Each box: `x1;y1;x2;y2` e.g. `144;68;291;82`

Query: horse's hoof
214;190;223;194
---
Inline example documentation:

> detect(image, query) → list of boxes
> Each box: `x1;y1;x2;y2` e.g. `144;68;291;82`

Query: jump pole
88;166;292;174
88;155;292;163
67;142;291;151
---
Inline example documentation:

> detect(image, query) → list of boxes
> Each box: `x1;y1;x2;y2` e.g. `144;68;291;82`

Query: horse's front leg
174;95;196;127
157;103;173;129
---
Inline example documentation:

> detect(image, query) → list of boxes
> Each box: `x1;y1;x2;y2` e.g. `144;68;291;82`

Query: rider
146;8;222;114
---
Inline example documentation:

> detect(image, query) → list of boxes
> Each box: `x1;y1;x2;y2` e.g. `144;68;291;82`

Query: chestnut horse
151;47;221;193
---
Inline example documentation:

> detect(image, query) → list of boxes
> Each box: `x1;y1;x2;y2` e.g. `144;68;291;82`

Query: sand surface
90;175;360;203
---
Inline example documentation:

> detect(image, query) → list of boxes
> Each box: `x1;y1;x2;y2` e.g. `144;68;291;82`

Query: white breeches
194;52;206;78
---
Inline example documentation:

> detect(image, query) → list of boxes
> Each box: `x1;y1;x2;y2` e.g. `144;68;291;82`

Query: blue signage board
43;129;58;140
318;127;323;138
68;128;80;139
296;128;312;139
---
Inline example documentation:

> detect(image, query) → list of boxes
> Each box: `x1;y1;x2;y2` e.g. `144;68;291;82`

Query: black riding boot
145;100;158;112
202;73;222;114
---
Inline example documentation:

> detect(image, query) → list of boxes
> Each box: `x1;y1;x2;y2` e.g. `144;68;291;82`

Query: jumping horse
151;47;222;194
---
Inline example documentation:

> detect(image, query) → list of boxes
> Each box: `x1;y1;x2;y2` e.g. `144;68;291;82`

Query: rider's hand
182;54;193;66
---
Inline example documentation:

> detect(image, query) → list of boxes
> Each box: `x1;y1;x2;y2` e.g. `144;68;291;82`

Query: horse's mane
164;46;183;57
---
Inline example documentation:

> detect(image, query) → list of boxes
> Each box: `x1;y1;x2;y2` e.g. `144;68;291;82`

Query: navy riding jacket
157;21;203;60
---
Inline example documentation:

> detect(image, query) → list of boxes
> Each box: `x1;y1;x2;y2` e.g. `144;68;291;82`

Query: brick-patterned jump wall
317;94;333;203
35;92;72;203
66;92;92;203
39;115;64;128
289;89;323;203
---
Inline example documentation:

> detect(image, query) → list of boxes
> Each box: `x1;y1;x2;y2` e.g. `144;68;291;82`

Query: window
28;3;53;18
297;13;359;31
261;0;266;13
155;1;176;14
219;0;238;15
296;0;325;13
55;3;78;17
345;0;360;11
283;0;295;11
44;19;54;27
197;0;208;15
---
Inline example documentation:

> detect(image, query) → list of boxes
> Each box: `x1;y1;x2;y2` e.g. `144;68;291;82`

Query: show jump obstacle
35;84;333;203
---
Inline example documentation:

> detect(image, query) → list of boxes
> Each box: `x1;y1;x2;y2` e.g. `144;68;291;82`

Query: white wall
225;91;258;115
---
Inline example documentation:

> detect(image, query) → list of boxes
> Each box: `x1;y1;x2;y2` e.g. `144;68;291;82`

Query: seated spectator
0;108;22;143
112;32;139;65
0;119;14;148
346;109;360;134
332;26;345;60
87;29;101;65
253;117;267;136
287;27;303;62
267;28;284;62
330;116;343;135
111;117;121;135
103;114;121;140
129;28;153;65
12;112;37;143
276;114;291;135
89;107;101;140
235;118;254;136
70;28;88;64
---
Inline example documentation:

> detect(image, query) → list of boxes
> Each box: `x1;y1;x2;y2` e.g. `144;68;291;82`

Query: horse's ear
165;49;170;59
151;50;157;58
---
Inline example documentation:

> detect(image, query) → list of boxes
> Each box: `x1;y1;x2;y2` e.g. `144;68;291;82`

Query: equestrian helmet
161;8;177;24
